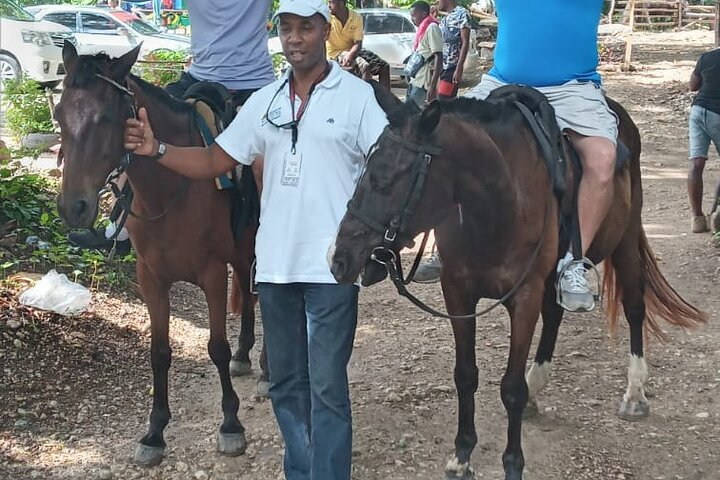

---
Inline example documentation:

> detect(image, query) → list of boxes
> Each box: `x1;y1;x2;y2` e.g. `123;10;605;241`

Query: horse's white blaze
445;456;471;476
526;361;552;400
623;354;648;403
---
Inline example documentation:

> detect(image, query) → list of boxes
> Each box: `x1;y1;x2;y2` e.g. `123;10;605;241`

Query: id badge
281;151;302;186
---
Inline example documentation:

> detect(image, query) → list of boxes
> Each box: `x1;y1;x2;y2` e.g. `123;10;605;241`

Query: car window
362;13;414;35
44;12;78;31
111;11;161;35
80;13;119;33
0;0;35;21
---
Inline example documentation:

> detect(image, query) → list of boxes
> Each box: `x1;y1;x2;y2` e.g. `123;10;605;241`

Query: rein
94;73;190;238
350;126;554;320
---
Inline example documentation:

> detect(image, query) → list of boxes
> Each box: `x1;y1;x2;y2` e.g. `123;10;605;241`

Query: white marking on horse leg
623;354;648;403
458;203;464;226
445;456;472;477
526;361;552;401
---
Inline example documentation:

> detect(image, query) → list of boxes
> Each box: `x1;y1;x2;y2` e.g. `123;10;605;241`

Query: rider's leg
568;132;616;255
688;156;707;216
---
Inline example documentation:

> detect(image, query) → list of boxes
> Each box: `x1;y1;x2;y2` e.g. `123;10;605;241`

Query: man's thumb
138;107;149;124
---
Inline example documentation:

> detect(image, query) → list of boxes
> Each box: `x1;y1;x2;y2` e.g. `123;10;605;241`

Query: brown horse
330;90;706;479
55;42;266;466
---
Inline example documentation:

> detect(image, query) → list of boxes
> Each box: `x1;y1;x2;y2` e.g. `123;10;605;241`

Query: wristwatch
151;140;166;161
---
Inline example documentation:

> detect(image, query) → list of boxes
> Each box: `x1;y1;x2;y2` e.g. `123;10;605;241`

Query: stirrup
555;256;602;312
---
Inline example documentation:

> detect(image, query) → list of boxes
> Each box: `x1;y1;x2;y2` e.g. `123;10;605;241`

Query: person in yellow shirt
327;0;391;89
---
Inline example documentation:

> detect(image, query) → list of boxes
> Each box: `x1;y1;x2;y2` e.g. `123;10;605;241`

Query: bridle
346;125;554;320
89;73;189;241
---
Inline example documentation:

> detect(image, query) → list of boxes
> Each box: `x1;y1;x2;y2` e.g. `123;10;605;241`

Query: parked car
0;0;74;88
268;8;478;80
28;5;190;59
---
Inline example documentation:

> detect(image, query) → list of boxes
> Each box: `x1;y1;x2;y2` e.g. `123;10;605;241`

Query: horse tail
229;268;243;315
603;230;708;340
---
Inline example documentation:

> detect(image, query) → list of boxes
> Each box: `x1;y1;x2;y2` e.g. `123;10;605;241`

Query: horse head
55;40;141;228
330;100;455;284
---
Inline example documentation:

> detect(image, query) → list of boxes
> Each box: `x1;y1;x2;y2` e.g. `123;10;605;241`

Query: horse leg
501;283;543;480
610;241;650;421
229;267;256;378
203;262;247;456
134;262;172;467
525;275;564;418
444;290;480;480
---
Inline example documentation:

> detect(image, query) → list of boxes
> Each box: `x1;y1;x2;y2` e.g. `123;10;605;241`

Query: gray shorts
689;105;720;159
465;74;619;145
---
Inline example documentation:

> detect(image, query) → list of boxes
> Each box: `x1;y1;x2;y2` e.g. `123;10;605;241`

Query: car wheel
0;53;21;90
39;80;61;90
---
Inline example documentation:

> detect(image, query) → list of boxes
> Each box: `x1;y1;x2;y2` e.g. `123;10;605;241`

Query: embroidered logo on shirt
326;118;335;124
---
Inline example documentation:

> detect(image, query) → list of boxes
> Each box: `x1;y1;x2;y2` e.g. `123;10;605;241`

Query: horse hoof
445;457;474;480
618;399;649;421
217;431;247;456
523;399;540;419
229;359;252;377
256;379;271;398
133;443;165;467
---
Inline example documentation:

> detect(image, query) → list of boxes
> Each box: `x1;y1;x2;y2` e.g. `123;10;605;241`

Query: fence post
623;0;636;71
716;3;720;47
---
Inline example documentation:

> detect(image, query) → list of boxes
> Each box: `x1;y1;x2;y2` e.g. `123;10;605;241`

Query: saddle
486;85;631;259
183;81;260;239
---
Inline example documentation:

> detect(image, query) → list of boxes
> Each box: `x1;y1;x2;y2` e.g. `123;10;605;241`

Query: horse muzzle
57;192;99;229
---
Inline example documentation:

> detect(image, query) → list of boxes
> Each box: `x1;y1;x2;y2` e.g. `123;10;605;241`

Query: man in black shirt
688;48;720;233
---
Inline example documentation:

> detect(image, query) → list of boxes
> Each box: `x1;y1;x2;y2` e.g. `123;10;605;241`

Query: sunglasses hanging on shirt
265;61;332;154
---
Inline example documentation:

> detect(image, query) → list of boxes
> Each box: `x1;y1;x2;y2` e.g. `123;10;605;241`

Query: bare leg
569;133;616;255
688;156;707;216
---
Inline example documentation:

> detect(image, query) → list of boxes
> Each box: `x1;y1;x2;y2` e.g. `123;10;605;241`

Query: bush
2;78;54;141
0;150;136;290
134;48;190;87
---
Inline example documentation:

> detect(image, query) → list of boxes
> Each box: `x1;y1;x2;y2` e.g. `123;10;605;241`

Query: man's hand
340;53;354;68
426;86;437;103
452;65;464;85
124;107;157;157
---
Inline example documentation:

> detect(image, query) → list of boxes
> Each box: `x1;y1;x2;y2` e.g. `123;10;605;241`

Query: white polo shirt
215;63;388;284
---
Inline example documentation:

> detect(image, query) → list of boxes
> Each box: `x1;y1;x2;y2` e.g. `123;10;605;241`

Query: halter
347;125;555;320
347;125;442;249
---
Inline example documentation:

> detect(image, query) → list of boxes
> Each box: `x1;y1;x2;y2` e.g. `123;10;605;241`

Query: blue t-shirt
187;0;275;90
489;0;603;87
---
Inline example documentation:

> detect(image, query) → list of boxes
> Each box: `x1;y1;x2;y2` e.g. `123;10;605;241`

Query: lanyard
288;61;331;153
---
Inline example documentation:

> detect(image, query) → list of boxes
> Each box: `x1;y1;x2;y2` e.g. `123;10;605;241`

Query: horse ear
110;44;142;81
62;40;78;73
417;100;441;137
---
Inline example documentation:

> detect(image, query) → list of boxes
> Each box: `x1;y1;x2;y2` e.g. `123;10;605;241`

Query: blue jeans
689;105;720;158
257;283;359;480
406;84;427;108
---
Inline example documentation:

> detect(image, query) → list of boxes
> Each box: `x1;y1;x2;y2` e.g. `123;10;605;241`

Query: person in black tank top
687;49;720;233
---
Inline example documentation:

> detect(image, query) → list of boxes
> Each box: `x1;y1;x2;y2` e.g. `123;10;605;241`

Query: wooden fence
608;1;718;29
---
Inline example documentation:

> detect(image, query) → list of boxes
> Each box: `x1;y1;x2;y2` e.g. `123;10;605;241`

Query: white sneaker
412;251;442;283
556;254;594;312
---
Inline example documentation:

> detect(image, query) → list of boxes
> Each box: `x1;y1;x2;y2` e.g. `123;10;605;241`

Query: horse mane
386;97;508;130
64;52;192;115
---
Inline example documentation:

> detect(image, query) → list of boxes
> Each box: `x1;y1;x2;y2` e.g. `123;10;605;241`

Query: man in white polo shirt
121;1;388;478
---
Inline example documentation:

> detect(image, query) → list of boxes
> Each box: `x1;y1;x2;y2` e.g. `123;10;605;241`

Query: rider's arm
124;108;236;179
454;27;470;81
346;40;362;62
428;52;443;100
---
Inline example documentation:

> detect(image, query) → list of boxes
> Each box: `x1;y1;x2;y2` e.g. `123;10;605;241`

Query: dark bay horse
55;42;266;466
330;92;706;479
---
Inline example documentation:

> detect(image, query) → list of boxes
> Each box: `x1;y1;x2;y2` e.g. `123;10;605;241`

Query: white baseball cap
272;0;331;22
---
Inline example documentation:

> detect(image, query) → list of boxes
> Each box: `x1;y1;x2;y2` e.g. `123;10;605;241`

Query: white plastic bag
18;269;91;315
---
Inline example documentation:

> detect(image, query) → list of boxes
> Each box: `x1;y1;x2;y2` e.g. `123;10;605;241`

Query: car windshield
0;0;35;21
111;11;161;35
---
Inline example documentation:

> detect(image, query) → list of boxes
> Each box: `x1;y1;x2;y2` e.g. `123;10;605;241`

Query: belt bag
403;51;427;78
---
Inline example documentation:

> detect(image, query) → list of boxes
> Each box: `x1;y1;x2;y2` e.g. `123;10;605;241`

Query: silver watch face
157;142;166;157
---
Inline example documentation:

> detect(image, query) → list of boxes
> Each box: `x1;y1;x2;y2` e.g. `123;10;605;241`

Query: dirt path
2;30;720;480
